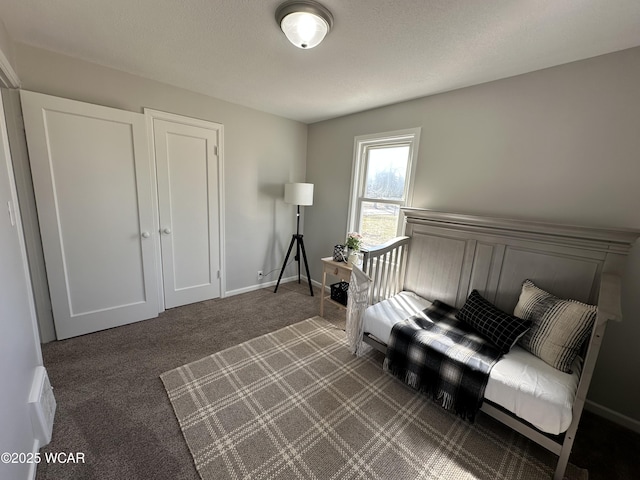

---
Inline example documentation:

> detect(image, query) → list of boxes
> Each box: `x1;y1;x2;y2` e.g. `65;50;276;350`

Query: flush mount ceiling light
276;0;334;49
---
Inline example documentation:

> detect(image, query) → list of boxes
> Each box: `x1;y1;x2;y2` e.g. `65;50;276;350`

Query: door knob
141;232;150;238
163;228;172;235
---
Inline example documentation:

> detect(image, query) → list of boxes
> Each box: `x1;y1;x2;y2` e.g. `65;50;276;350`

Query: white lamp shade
285;183;314;206
280;11;329;49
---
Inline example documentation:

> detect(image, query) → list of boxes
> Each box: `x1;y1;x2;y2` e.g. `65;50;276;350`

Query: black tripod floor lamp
274;182;314;296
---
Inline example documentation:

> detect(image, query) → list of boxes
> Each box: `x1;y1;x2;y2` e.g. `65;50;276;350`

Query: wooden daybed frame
350;208;639;480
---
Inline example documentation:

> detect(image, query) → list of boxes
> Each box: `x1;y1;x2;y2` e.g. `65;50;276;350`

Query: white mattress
362;291;580;435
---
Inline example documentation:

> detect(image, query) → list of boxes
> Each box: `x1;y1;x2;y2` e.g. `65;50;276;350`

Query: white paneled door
148;111;223;308
21;91;160;339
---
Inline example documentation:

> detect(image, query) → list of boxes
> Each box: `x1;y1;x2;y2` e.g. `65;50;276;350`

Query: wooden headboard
400;208;639;316
354;208;638;480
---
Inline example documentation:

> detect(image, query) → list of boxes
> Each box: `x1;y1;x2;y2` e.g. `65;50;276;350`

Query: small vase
347;249;359;266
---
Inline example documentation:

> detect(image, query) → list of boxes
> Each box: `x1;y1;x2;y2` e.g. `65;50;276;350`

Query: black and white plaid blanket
383;300;502;421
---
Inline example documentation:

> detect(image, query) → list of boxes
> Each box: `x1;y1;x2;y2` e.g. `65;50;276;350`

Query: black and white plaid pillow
515;280;597;373
456;290;532;353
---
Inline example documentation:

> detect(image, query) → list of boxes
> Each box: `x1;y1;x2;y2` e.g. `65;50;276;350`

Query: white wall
305;47;640;425
13;43;309;338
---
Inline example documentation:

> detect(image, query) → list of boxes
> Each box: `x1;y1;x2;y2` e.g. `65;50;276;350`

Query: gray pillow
515;280;597;373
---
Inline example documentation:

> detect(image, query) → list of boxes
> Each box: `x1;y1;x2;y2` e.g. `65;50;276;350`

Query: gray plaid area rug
161;317;587;480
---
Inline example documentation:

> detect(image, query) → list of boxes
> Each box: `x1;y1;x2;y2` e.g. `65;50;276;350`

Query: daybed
345;208;639;480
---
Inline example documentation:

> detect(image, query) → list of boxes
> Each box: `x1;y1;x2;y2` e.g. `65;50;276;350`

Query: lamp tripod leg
274;235;296;293
296;241;301;283
297;235;314;296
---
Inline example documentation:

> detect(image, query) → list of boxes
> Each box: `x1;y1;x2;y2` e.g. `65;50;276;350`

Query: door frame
0;44;20;89
3;89;58;342
0;90;42;362
144;108;226;304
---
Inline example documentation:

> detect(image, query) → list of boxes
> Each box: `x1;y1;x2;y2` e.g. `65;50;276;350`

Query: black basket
330;281;349;306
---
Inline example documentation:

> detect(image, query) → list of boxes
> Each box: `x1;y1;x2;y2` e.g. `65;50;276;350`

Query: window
347;128;421;247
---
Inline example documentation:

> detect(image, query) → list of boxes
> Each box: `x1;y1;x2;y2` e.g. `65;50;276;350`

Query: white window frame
347;128;421;244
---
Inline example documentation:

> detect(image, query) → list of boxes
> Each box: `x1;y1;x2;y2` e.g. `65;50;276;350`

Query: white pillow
515;280;596;373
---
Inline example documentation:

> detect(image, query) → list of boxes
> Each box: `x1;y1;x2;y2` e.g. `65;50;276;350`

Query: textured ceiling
1;0;639;123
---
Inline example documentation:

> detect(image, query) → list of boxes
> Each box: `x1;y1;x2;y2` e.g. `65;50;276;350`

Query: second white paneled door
148;111;223;308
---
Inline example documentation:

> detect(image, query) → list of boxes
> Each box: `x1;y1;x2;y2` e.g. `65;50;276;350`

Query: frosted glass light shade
281;12;328;49
285;183;314;206
276;1;333;49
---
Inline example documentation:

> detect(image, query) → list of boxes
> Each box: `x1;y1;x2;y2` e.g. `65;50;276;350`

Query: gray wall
9;36;640;427
13;43;309;338
305;47;640;424
0;17;15;72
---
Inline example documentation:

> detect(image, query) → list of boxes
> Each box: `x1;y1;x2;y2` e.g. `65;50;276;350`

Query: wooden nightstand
320;257;353;317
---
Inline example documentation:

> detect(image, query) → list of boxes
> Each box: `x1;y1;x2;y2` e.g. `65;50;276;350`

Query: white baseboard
225;275;301;297
585;400;640;434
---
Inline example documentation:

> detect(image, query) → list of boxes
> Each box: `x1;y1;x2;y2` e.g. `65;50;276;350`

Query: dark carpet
36;282;639;480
